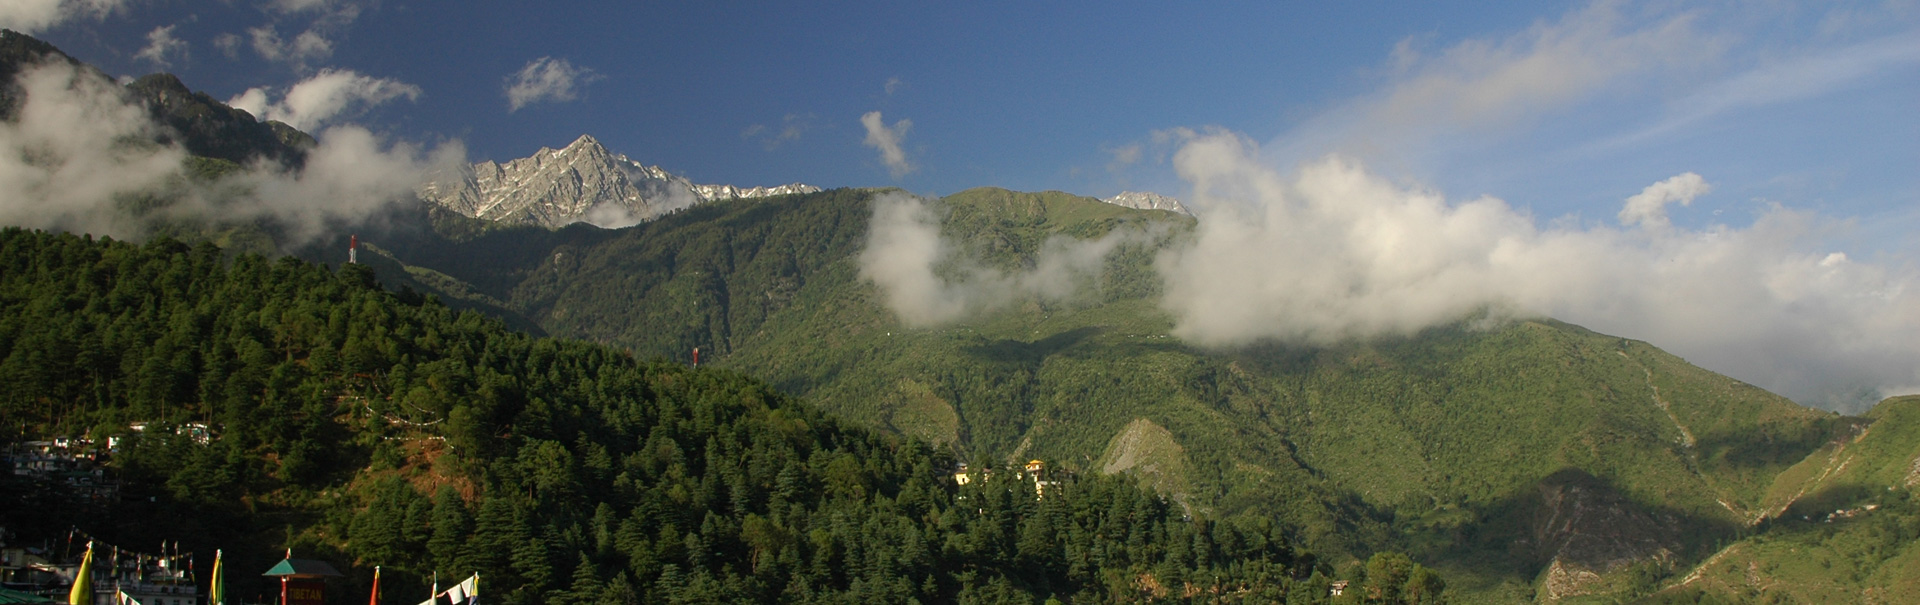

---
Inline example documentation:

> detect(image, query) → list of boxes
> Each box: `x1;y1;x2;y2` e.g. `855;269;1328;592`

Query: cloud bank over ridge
1156;130;1918;410
860;127;1917;410
1018;1;1920;410
859;191;1140;327
0;62;462;249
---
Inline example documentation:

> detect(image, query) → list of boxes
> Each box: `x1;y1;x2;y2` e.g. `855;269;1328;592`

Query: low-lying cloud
1;62;462;249
223;125;465;245
1062;2;1920;411
859;192;1138;327
860;126;1918;409
1156;131;1918;410
0;61;182;237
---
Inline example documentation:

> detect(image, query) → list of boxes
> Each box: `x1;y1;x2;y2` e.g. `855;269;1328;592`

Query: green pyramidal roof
262;558;342;577
0;586;56;603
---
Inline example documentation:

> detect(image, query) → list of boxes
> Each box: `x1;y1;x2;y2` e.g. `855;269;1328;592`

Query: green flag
67;542;92;605
209;549;226;605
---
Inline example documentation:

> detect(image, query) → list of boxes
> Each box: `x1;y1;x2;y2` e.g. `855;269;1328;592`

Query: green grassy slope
1650;395;1920;604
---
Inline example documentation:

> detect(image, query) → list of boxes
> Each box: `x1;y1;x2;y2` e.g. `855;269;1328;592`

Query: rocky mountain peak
419;135;820;229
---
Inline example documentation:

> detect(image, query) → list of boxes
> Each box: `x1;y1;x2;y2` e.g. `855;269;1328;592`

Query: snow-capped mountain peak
1103;191;1191;215
419;135;820;229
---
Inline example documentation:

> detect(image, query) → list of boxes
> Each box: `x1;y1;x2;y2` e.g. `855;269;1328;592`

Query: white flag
457;574;479;603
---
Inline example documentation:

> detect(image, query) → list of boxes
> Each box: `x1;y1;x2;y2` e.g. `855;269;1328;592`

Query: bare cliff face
1520;470;1683;601
419;134;819;229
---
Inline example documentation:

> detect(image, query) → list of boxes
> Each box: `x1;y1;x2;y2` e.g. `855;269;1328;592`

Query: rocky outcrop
126;73;310;168
1523;470;1680;601
2;31;310;168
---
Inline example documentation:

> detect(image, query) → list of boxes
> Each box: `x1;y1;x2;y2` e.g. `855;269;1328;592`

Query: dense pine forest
0;228;1453;604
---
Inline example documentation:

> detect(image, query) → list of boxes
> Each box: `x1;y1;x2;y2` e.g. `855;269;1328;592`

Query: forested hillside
348;185;1889;602
0;228;1455;604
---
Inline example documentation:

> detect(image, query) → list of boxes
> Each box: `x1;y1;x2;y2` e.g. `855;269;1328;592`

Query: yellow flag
209;550;226;605
68;542;93;605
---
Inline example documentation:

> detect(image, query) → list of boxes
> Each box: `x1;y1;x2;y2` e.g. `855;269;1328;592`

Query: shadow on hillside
1690;415;1852;475
1222;341;1328;376
1779;482;1883;520
1414;468;1743;599
963;326;1105;365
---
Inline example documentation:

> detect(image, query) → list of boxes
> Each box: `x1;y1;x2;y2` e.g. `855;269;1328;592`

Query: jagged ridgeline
0;228;1417;604
0;29;315;255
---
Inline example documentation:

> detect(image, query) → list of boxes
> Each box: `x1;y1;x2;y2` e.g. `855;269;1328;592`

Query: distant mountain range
417;134;820;229
415;134;1192;229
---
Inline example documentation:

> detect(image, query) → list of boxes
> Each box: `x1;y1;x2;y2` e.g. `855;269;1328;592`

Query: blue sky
24;1;1912;236
9;0;1920;408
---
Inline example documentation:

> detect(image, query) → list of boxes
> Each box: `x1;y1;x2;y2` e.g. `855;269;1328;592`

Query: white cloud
860;110;914;179
247;25;335;66
1617;172;1708;230
1595;32;1920;151
859;192;1139;327
1153;130;1920;410
0;0;125;34
267;0;335;14
212;32;242;58
240;1;362;68
134;24;188;67
1376;4;1712;131
0;62;184;238
226;87;270;118
504;57;599;112
1257;2;1723;173
226;68;422;131
742;113;814;151
226;125;466;245
0;61;463;249
859;193;969;325
1105;143;1142;173
884;77;904;96
1106;0;1920;411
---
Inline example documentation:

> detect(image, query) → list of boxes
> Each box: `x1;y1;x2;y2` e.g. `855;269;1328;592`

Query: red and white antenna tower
348;235;358;264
